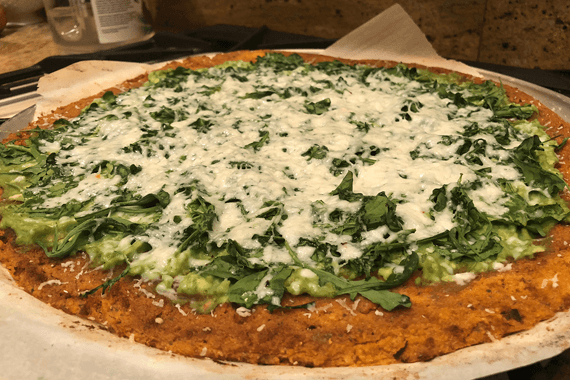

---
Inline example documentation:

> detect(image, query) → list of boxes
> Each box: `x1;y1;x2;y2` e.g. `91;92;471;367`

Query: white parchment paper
324;4;482;77
2;258;570;380
35;60;157;118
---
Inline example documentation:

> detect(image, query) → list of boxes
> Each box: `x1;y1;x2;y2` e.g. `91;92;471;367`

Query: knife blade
0;104;36;140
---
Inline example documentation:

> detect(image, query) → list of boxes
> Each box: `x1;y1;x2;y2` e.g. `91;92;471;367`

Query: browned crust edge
1;51;570;367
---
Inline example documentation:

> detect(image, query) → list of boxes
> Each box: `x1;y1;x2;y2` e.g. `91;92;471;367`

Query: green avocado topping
0;53;567;313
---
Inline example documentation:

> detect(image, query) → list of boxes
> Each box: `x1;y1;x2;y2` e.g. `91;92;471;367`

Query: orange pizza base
1;51;570;367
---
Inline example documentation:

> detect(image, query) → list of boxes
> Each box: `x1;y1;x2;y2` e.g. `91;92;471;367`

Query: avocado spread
0;53;567;313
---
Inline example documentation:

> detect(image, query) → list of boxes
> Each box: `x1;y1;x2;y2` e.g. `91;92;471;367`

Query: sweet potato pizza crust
1;51;570;367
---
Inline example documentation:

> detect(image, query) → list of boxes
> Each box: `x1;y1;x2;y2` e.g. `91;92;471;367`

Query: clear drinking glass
42;0;154;54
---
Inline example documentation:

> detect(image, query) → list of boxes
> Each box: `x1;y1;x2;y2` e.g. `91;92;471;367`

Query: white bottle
43;0;154;54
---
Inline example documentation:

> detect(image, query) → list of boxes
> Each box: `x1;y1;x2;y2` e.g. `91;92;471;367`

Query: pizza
1;50;570;368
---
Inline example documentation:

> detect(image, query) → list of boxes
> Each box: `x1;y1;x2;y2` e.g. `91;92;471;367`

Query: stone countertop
0;22;59;75
143;0;569;71
2;0;569;75
2;0;570;75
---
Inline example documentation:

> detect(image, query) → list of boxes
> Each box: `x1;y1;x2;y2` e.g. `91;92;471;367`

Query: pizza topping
0;53;568;314
452;272;477;286
37;279;65;290
307;302;333;314
335;298;357;316
134;278;156;298
175;304;188;316
493;262;513;272
61;260;76;272
236;307;252;317
541;273;559;288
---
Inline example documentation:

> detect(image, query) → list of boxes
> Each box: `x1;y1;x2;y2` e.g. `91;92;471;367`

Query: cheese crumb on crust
37;279;66;290
236;307;252;317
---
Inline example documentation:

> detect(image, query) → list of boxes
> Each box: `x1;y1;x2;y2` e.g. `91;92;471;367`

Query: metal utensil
0;104;36;140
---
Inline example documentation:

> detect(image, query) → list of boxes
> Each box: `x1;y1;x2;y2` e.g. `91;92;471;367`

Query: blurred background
144;0;570;70
0;0;568;74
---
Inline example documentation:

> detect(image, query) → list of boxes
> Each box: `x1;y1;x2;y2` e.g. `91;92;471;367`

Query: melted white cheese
31;59;537;278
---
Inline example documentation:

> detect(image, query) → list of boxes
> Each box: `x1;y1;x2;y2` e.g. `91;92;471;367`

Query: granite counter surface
0;23;59;74
1;0;569;74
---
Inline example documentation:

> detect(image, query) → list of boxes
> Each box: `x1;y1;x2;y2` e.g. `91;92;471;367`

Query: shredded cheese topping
0;53;567;312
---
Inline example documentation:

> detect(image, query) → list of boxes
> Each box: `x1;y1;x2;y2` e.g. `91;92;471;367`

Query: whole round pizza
1;51;570;370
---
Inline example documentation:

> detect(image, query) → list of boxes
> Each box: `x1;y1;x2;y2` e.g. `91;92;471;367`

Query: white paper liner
2;262;570;380
34;60;158;119
324;4;482;78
